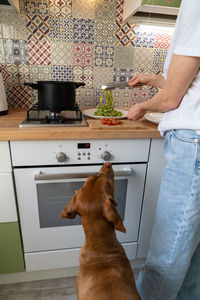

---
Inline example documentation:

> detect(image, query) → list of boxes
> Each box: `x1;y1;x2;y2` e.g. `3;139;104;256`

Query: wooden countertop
0;109;161;140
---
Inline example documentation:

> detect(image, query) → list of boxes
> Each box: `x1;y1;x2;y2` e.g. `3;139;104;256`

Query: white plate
83;108;127;119
144;113;163;124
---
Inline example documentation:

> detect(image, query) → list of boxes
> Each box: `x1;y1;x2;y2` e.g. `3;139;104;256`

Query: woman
128;0;200;299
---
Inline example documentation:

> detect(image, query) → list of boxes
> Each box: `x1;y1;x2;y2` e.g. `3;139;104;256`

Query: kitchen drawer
0;222;25;274
0;141;11;172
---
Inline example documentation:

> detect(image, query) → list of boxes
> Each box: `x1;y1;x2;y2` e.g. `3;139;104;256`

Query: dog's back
62;162;141;300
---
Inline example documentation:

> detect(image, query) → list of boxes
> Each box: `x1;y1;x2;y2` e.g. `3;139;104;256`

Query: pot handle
75;82;85;89
24;82;39;89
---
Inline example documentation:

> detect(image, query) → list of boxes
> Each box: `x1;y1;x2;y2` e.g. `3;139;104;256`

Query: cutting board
87;119;154;130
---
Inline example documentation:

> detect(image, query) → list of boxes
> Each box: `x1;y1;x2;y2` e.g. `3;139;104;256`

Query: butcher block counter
0;108;161;140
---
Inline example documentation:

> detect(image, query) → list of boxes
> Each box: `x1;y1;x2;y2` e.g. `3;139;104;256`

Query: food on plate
94;89;123;117
100;118;122;125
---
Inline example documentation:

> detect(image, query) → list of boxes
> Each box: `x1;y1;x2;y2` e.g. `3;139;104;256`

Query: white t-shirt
158;0;200;135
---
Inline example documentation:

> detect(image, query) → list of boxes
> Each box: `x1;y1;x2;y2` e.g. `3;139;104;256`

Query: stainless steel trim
34;169;133;181
101;83;142;90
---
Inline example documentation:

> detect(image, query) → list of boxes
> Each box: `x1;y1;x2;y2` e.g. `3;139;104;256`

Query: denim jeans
136;130;200;300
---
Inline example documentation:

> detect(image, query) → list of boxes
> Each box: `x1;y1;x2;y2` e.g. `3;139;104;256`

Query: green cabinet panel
142;0;181;7
0;222;25;274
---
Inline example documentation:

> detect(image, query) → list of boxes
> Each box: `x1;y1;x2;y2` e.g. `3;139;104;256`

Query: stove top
20;103;88;128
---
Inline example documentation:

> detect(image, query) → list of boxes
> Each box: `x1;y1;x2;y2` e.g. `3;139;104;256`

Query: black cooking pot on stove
24;81;85;112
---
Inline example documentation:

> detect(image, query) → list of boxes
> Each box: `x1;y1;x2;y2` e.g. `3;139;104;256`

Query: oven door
14;164;146;253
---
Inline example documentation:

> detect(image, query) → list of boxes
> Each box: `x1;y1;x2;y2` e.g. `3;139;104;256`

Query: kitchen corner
0;0;173;287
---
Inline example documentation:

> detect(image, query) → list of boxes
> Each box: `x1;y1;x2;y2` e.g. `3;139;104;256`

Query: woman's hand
129;73;165;89
127;103;146;120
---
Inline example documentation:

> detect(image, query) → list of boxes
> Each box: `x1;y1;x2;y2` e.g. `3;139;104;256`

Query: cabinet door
142;0;181;7
0;222;24;274
0;141;11;172
0;173;17;222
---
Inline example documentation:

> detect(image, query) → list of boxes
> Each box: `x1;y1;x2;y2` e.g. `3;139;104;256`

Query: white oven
10;139;150;271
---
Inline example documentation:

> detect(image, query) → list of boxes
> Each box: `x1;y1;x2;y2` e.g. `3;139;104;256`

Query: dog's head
61;162;126;233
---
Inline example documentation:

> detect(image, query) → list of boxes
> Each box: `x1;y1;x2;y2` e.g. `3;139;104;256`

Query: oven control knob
101;151;112;161
56;152;67;163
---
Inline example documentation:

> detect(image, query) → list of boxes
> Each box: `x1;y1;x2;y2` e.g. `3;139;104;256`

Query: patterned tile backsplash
0;0;174;108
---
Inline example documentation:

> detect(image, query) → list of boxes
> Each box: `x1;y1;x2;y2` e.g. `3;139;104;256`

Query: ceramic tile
49;16;73;42
130;88;150;104
30;65;52;81
73;66;93;88
155;32;172;49
152;49;167;73
49;0;72;18
1;11;27;40
76;87;94;108
5;64;30;86
115;21;136;46
0;39;5;63
0;23;3;38
134;25;156;48
93;66;113;89
73;44;94;67
7;84;32;108
26;14;50;42
94;45;114;68
114;44;134;69
4;40;28;64
22;0;49;16
28;40;51;65
51;41;73;66
52;65;73;81
112;88;132;108
93;88;103;106
0;64;10;87
73;19;95;45
113;68;134;84
94;0;118;21
95;20;117;46
133;48;154;72
116;0;124;23
72;0;95;19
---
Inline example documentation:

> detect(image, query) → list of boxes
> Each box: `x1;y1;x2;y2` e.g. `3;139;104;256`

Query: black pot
24;81;85;112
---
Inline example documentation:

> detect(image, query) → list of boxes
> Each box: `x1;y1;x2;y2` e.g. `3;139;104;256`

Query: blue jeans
136;130;200;300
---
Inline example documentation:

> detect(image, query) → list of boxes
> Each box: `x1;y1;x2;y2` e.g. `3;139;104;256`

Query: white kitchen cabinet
0;141;11;172
123;0;181;25
0;141;17;222
0;173;17;222
0;141;24;274
137;138;166;258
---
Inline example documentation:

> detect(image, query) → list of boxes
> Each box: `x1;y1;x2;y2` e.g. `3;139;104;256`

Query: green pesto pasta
94;89;123;117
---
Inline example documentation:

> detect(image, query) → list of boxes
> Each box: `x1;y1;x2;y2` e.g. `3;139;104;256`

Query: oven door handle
34;168;133;181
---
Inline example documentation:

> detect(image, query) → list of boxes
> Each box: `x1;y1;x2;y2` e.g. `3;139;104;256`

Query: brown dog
61;162;141;300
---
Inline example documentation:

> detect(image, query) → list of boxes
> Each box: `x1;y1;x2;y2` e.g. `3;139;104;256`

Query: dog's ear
103;195;126;233
61;195;78;219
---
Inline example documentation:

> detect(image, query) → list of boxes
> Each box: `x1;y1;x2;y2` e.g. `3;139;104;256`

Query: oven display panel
77;143;91;149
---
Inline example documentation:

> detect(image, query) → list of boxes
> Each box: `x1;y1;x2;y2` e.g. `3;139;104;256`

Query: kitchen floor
0;269;140;299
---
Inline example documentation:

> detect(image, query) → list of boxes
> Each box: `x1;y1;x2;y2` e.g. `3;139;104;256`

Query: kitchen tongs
101;82;142;90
